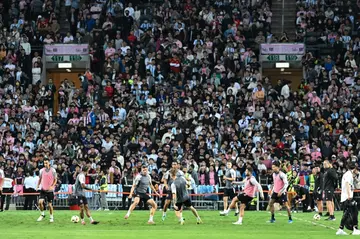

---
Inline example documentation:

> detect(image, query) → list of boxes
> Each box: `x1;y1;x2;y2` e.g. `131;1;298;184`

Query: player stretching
125;165;160;224
170;169;202;225
0;166;4;212
36;159;57;222
269;161;292;223
336;163;360;235
221;166;264;224
220;162;239;216
74;166;99;225
162;161;184;221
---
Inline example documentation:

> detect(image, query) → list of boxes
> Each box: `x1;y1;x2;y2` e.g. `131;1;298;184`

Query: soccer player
220;161;239;216
74;166;99;225
36;159;57;222
323;160;337;221
336;163;360;235
162;161;184;221
313;166;325;217
0;166;4;212
221;166;264;224
125;165;160;224
170;169;202;225
269;161;292;223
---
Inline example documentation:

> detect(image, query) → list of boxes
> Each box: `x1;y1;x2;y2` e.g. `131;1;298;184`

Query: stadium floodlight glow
276;62;290;68
58;63;72;68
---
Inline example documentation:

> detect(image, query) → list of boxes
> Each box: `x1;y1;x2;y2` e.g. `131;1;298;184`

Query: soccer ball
313;214;321;220
71;216;80;223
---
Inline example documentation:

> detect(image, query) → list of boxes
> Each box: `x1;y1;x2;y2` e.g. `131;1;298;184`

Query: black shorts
314;191;323;201
135;193;151;202
163;188;172;200
237;193;253;204
39;190;54;204
271;192;288;204
224;188;236;198
76;196;88;206
324;189;334;201
175;199;192;211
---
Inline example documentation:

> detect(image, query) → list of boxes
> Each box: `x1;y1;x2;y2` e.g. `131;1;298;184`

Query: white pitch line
279;213;337;231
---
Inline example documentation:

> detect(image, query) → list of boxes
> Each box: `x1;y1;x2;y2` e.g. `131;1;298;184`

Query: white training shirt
341;171;354;202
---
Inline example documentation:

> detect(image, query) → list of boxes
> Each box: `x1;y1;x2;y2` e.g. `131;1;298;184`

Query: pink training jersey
244;176;262;198
272;171;288;194
40;167;57;191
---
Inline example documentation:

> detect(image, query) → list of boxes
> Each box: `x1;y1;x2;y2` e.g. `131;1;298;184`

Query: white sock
149;216;153;221
81;218;85;222
162;212;166;216
41;211;45;216
197;217;201;220
89;217;93;222
225;209;230;213
126;210;131;216
238;217;243;223
50;214;53;218
236;209;239;213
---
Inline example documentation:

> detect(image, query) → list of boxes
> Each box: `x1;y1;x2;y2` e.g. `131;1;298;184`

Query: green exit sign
267;55;280;61
50;55;82;62
70;55;82;61
285;55;298;61
51;56;64;62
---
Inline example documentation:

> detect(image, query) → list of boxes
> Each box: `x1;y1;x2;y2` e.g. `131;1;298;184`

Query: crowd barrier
3;184;360;211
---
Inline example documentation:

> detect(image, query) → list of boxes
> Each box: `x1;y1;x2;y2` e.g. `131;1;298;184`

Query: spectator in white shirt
23;172;39;210
146;94;157;107
63;32;74;43
102;136;113;152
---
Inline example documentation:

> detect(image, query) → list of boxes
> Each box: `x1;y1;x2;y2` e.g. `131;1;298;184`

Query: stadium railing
4;184;359;211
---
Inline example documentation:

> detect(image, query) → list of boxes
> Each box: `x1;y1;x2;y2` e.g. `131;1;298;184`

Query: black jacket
323;168;338;191
314;172;324;192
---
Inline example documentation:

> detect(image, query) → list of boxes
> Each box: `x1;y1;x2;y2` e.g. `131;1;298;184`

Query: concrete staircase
271;0;297;41
59;1;70;34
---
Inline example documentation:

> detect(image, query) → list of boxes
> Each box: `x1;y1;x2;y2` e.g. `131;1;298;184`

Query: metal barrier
3;184;222;211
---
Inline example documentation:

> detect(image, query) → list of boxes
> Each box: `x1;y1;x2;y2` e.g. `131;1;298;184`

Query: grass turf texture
0;210;343;239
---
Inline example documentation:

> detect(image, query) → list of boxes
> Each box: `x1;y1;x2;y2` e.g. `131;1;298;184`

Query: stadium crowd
0;0;359;211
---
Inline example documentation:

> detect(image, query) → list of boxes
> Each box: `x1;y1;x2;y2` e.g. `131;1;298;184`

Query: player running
220;166;264;224
74;166;99;225
269;161;293;223
36;159;57;222
0;166;4;212
170;169;202;225
125;165;160;224
162;161;185;221
336;163;360;235
220;161;239;216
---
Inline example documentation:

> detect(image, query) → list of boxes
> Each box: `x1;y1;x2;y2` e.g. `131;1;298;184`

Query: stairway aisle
270;0;297;41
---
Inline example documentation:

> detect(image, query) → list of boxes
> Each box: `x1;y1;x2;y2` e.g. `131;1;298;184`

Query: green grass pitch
0;210;343;239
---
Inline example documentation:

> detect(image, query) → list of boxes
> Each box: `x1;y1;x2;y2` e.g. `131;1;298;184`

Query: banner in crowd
44;44;89;55
260;43;305;55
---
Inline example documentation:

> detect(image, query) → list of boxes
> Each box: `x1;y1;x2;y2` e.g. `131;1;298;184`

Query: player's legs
48;202;54;222
326;200;334;219
79;204;85;224
233;203;246;224
125;197;140;219
222;196;239;215
37;197;46;221
284;201;292;219
317;200;323;214
48;192;55;222
223;196;229;211
162;198;171;220
189;206;202;224
146;199;157;224
84;204;98;224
